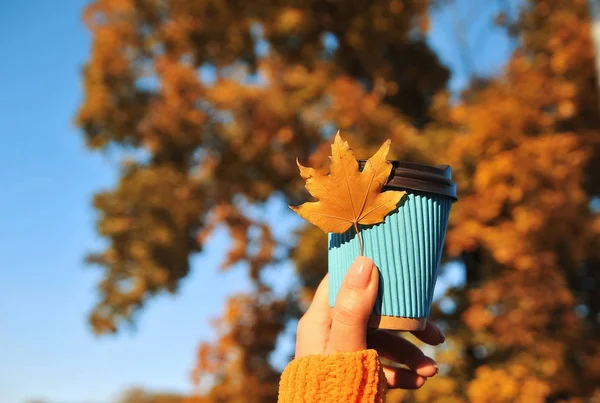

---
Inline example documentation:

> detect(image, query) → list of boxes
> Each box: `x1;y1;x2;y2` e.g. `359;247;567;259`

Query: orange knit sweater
278;349;386;403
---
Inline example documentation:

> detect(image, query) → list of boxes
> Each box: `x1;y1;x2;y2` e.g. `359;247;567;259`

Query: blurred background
1;0;600;402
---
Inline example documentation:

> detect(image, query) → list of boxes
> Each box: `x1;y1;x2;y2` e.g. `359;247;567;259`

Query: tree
406;0;600;401
77;0;600;401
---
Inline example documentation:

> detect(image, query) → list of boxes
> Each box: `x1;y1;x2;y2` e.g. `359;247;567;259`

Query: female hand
295;256;445;389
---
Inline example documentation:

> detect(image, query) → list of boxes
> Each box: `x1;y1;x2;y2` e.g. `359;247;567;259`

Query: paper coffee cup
328;162;457;331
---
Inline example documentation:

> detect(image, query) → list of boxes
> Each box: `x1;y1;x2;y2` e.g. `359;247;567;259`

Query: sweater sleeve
278;349;387;403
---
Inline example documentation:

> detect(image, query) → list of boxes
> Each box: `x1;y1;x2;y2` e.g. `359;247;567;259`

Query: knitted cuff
278;349;386;403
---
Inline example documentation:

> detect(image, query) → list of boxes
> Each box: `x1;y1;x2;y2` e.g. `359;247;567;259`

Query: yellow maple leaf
290;132;406;255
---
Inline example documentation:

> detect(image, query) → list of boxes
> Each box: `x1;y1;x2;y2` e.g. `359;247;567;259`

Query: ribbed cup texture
328;191;452;318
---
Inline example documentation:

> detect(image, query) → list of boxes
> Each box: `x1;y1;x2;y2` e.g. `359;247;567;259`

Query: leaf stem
353;222;363;256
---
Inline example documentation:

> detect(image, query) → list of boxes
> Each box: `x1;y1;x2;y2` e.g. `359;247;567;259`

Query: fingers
411;320;446;346
304;274;331;324
368;330;438;377
383;366;427;389
295;275;331;358
325;256;379;353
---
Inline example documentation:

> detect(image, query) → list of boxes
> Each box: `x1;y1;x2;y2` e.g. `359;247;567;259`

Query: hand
295;256;445;389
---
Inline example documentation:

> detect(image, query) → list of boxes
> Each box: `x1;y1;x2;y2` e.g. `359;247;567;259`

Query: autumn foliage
78;0;600;401
290;133;405;255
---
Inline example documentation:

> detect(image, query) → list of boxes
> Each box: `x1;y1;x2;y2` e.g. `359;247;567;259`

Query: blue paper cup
327;162;457;330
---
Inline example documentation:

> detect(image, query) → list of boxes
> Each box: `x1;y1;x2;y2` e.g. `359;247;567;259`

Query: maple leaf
290;132;406;255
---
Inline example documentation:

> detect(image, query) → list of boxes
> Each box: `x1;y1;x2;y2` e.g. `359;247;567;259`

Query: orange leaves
147;57;206;139
467;366;551;403
326;77;369;129
276;8;305;32
206;78;248;109
290;133;405;253
325;76;422;148
462;304;495;332
198;204;275;278
461;268;578;349
446;132;589;272
190;292;286;402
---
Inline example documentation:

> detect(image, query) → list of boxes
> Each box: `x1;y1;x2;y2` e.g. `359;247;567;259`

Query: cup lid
359;160;458;201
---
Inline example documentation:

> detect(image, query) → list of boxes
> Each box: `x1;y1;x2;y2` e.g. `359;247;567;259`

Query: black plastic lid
359;160;457;201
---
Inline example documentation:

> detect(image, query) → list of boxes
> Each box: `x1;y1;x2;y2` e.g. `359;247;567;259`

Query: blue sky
0;1;513;402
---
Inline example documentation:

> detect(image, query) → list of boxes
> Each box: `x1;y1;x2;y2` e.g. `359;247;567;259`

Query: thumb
326;256;379;353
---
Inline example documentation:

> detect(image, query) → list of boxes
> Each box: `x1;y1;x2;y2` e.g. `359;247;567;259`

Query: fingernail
425;357;439;373
347;257;374;289
438;328;446;343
